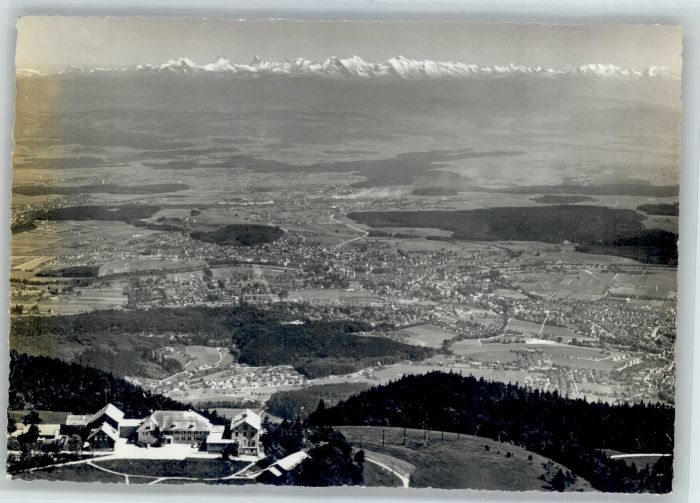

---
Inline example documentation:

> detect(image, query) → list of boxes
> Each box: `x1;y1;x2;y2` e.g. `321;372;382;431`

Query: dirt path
16;456;257;485
361;449;414;488
138;460;257;485
86;461;130;483
609;453;672;459
329;217;368;248
15;452;112;473
364;456;410;488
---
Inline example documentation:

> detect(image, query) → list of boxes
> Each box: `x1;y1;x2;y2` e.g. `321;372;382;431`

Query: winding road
364;456;410;488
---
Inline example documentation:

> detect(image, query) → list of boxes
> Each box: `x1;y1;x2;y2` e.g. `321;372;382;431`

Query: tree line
309;371;674;493
11;304;430;378
9;351;188;417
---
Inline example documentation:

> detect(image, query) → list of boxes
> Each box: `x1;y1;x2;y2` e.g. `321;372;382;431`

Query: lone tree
22;410;42;425
551;468;568;492
66;434;83;456
221;442;240;461
152;425;163;447
19;424;40;445
7;412;17;434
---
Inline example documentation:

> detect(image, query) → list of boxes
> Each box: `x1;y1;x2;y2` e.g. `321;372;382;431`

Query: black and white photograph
6;16;681;493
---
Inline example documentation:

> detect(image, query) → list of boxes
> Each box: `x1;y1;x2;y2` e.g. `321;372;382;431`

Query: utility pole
403;427;406;446
382;429;385;447
359;433;362;448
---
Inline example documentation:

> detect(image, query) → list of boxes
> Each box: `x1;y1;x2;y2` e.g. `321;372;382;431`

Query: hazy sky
16;17;682;73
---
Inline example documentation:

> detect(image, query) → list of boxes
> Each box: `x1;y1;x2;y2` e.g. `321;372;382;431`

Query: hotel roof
87;403;125;425
86;422;119;442
137;410;212;433
231;409;261;431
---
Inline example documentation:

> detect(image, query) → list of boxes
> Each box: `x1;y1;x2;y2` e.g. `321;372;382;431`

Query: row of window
234;431;257;438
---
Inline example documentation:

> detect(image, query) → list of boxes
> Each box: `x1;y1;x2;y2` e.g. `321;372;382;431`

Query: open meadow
609;272;677;299
399;324;456;348
336;426;593;491
510;270;615;300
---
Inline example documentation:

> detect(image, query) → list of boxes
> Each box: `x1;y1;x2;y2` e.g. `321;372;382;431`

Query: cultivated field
450;341;520;362
99;258;207;277
56;285;128;314
450;341;620;371
183;346;227;368
609;272;677;299
506;318;578;339
510;270;615;300
400;324;456;348
308;361;530;389
371;236;494;253
287;288;384;305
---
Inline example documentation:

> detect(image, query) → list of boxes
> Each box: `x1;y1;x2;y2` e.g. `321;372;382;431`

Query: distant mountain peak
159;57;197;72
23;56;679;80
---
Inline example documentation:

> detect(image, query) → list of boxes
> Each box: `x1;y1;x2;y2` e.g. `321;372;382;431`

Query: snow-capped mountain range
17;55;679;80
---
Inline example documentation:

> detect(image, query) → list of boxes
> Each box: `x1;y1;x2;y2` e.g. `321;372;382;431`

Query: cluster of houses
10;404;262;457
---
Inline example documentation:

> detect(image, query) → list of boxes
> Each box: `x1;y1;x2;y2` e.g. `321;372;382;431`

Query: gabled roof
65;414;91;426
87;403;124;425
136;415;158;434
120;418;144;428
206;425;226;442
274;450;309;471
267;467;283;477
86;422;119;442
231;409;261;431
9;424;61;438
137;410;212;433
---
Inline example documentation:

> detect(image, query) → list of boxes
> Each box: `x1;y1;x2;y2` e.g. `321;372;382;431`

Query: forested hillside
310;371;674;493
267;383;371;420
9;351;188;417
349;206;677;264
10;304;430;378
190;224;284;246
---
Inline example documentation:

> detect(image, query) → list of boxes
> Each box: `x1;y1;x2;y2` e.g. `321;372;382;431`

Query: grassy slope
337;426;593;491
15;460;252;485
93;458;248;478
14;464;125;483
